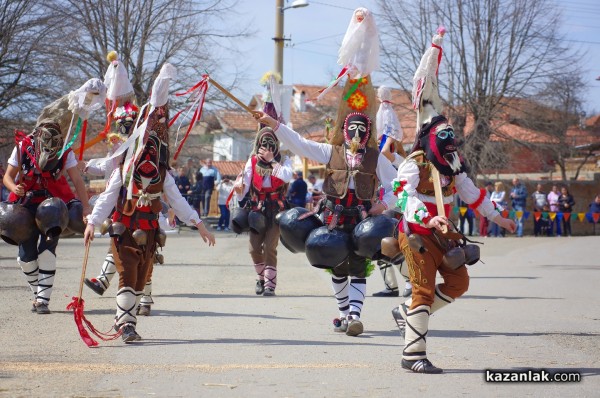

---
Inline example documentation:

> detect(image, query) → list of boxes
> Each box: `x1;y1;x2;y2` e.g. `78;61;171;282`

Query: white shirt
395;157;497;225
8;145;78;173
238;156;293;197
87;170;200;227
274;123;397;208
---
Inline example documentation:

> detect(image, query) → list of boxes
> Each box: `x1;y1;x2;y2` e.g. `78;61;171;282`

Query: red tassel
67;297;98;347
78;120;88;161
67;296;121;347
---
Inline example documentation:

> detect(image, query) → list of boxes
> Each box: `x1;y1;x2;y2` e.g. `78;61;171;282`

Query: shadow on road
108;337;398;348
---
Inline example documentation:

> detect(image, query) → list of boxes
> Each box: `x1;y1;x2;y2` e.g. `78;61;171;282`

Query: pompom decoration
106;51;118;63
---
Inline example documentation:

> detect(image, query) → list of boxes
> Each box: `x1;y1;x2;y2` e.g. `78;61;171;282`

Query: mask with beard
343;112;371;154
33;122;63;171
418;115;467;176
253;127;281;176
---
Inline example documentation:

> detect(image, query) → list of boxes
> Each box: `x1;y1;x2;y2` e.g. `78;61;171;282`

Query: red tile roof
213;161;245;178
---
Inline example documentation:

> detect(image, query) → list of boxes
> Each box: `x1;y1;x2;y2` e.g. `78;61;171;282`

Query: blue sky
228;0;600;115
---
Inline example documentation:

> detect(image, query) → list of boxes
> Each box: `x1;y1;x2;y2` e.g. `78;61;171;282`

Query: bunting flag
563;212;571;222
502;210;509;218
549;212;556;221
534;212;541;222
542;211;549;220
556;212;563;220
509;210;515;219
578;212;586;222
515;210;523;220
593;213;600;223
523;211;530;220
452;206;459;215
172;75;210;160
459;207;467;216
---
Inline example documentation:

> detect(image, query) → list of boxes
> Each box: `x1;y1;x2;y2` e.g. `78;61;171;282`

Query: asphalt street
0;230;598;397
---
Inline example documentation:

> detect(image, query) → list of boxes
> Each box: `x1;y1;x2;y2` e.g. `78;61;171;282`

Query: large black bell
35;197;69;238
0;202;36;245
248;210;267;235
305;226;351;269
66;199;86;234
278;207;323;253
231;207;250;234
352;215;398;259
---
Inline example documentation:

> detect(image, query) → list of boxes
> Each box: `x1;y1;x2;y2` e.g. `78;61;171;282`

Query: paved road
0;231;598;397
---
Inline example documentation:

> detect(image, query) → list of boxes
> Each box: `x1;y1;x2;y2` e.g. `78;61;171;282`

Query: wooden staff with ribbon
67;240;122;347
207;77;254;114
431;166;448;233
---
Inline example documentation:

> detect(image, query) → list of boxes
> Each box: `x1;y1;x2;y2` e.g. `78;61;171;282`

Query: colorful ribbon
172;75;209;160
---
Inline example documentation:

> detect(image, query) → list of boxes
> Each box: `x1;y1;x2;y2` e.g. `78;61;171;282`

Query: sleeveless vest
323;146;378;201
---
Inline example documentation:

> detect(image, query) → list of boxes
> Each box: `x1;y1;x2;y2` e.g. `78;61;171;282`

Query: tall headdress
35;78;106;165
412;27;445;129
121;63;176;199
376;85;404;151
411;28;466;176
254;72;282;176
329;8;379;153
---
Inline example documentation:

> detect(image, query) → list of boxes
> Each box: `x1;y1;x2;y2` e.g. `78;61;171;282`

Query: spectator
547;185;561;236
557;186;575;237
186;158;197;182
174;167;191;198
287;170;308;208
456;197;474;236
216;177;234;231
587;194;600;235
531;183;548;237
169;160;179;178
489;182;506;237
307;174;324;206
479;181;494;237
199;158;221;217
189;172;204;218
510;177;527;237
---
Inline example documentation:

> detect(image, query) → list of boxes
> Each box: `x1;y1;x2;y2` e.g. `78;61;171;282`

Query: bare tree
517;73;591;180
0;0;58;130
42;0;249;106
377;0;578;176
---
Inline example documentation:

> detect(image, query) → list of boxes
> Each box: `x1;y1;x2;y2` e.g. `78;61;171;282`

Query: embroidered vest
8;140;75;204
408;151;455;197
250;155;285;195
116;168;166;216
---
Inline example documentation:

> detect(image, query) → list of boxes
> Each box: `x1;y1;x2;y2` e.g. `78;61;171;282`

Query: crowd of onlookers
170;157;234;231
4;154;597;237
457;178;600;237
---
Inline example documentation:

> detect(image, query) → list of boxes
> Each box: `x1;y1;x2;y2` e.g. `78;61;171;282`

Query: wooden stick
431;166;448;233
78;241;91;301
208;77;254;114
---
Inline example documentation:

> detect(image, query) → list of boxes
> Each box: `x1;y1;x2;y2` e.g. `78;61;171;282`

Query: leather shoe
373;289;399;297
